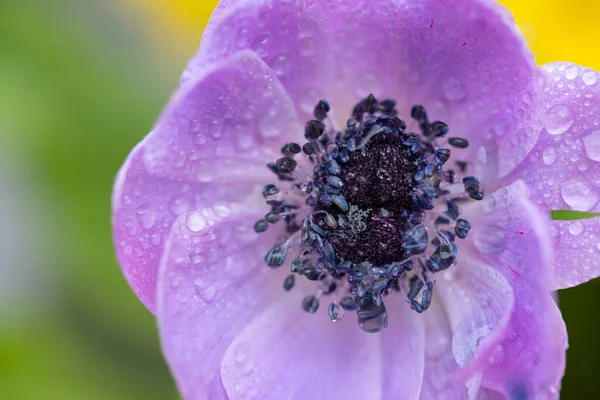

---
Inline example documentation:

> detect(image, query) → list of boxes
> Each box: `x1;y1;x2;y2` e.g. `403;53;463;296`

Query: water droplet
189;119;201;133
442;77;466;102
194;278;216;302
231;343;254;375
568;221;584;236
271;54;290;76
561;180;599;211
298;36;316;56
136;209;157;229
582;130;600;161
251;34;271;57
583;71;598;86
542;146;557;165
213;202;232;218
565;65;579;80
488;345;505;366
187;211;207;232
236;27;250;48
259;108;281;138
210;120;224;138
169;196;191;216
544;104;574;135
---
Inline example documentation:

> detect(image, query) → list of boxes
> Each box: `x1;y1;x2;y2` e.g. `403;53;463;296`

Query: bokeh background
1;0;598;398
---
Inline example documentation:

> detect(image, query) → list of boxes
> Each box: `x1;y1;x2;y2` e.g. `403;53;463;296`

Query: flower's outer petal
437;256;514;382
189;0;540;181
219;297;382;400
380;300;425;400
112;50;301;312
504;62;600;289
157;208;286;400
183;0;334;121
219;292;425;400
458;180;567;398
419;299;470;400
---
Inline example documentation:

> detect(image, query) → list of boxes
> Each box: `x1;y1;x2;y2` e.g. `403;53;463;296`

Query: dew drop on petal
271;54;290;76
187;211;207;232
169;196;191;216
568;221;584;236
542;146;557;165
583;71;598;86
565;65;579;80
582;130;600;161
544;104;574;135
231;342;254;375
136;209;157;229
442;77;466;102
213;202;232;218
194;278;216;302
560;180;599;211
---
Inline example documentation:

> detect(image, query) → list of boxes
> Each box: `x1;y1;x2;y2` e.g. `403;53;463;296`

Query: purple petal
457;180;567;398
419;299;470;399
437;255;514;376
112;50;301;312
219;298;383;400
380;299;425;400
157;210;285;400
504;62;600;289
190;0;539;181
219;296;425;400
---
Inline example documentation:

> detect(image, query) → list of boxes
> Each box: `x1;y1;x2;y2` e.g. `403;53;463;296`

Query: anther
265;246;288;267
283;275;295;291
328;302;343;322
301;295;320;313
253;219;268;233
276;157;297;173
448;137;469;148
305;120;325;139
314;100;331;121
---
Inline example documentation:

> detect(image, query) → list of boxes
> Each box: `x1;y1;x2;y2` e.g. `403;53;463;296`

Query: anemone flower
112;1;600;399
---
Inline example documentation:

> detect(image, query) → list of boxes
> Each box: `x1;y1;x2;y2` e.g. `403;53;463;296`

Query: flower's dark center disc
255;95;483;333
317;135;421;265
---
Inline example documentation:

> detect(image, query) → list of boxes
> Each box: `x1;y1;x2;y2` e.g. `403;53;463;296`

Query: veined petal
220;297;382;400
505;62;600;290
419;299;470;400
458;180;567;398
157;209;285;400
112;50;301;312
188;0;540;183
380;299;426;400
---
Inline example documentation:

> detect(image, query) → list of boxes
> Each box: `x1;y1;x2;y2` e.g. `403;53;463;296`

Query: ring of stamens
255;95;483;333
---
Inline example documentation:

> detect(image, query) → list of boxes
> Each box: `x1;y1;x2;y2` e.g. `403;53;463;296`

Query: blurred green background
0;0;598;398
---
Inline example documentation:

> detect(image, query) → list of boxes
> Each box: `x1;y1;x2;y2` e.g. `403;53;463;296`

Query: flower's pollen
254;95;483;333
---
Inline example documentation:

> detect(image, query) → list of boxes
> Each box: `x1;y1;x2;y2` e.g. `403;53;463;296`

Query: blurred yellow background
0;0;598;398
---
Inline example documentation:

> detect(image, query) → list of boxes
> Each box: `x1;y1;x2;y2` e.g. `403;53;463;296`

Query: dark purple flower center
256;95;483;333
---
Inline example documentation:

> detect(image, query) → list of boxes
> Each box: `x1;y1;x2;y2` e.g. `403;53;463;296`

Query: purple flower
111;1;599;399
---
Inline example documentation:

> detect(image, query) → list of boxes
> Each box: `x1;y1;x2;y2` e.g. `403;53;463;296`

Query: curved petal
189;0;539;181
504;62;600;289
157;209;286;400
112;50;301;312
184;0;334;121
437;255;514;376
220;297;383;400
458;180;567;398
419;299;470;400
219;292;425;400
380;299;426;400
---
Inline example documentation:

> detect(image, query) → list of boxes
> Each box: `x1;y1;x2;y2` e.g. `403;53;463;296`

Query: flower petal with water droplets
112;50;300;312
504;63;600;289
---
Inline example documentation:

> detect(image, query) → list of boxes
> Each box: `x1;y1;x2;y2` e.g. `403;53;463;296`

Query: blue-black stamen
254;95;484;333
